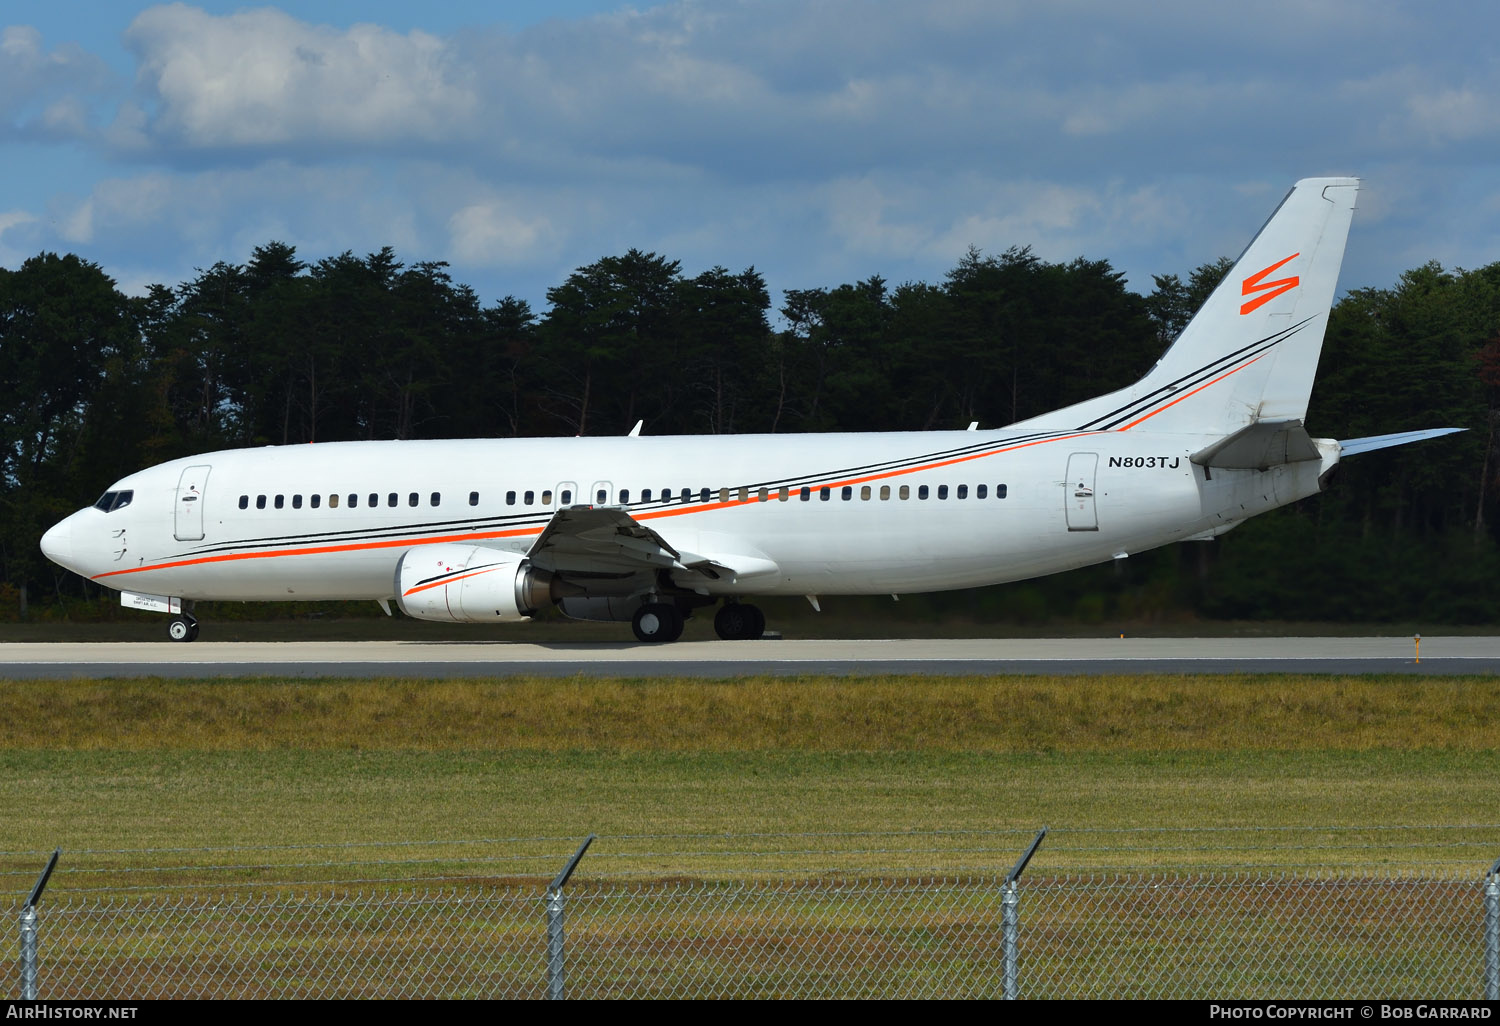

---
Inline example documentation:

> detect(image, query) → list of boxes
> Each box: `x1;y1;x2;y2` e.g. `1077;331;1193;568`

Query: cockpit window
111;490;133;511
93;491;118;512
93;490;133;512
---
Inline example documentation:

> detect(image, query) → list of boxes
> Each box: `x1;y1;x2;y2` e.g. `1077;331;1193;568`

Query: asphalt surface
1;636;1494;678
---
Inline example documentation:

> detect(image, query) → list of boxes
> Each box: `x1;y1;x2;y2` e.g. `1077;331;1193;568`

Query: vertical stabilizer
1017;177;1359;436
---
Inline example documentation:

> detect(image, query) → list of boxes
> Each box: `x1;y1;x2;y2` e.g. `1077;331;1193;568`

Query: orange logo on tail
1240;253;1300;314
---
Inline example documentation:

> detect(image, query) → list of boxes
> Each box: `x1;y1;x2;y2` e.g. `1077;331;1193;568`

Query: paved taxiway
1;636;1497;678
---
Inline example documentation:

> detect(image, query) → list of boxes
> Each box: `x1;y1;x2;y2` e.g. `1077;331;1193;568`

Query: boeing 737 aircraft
40;178;1459;642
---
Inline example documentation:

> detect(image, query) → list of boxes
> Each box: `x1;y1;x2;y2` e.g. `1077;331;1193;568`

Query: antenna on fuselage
628;421;643;437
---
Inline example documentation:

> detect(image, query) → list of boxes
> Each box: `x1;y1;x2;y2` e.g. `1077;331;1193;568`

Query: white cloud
124;3;477;148
1404;87;1500;143
7;0;1500;313
0;209;39;265
0;210;36;236
447;202;556;265
0;24;113;135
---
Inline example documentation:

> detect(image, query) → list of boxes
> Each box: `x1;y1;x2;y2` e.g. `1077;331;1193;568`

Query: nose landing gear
167;614;200;643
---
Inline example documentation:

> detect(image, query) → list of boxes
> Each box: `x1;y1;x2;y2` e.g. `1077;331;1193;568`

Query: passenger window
997;484;1008;499
841;486;852;501
720;488;730;504
880;485;891;500
239;495;248;510
408;493;418;507
618;489;629;504
800;487;810;501
899;485;910;500
918;486;929;500
681;488;691;502
311;494;321;509
560;489;572;504
525;490;535;505
738;488;748;503
369;493;378;507
937;485;948;500
275;495;285;509
506;491;515;505
469;492;479;506
976;484;987;499
956;485;967;500
330;494;340;508
861;486;871;500
543;490;554;505
257;495;267;509
385;493;395;507
778;487;789;502
642;489;653;503
699;488;710;503
596;488;607;503
430;492;440;507
348;494;358;508
292;494;303;509
758;488;769;502
819;487;830;501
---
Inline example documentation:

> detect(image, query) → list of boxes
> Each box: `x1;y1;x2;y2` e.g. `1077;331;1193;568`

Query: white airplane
40;177;1459;643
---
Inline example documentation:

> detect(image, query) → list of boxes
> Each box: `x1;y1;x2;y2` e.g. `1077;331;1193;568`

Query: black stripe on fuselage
171;428;1078;559
1075;317;1314;431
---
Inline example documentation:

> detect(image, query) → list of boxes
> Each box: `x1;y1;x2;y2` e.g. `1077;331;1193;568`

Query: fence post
545;835;595;1001
1485;858;1499;1002
18;848;60;1001
1002;827;1047;1001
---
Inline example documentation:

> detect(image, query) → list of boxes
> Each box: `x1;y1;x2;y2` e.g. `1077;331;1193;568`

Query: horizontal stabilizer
1339;428;1465;457
1191;419;1321;470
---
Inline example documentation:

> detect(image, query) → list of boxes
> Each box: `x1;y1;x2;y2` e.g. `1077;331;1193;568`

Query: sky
3;1;1499;314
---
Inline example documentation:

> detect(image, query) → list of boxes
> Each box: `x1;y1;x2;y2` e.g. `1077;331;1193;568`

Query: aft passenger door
1064;453;1098;532
174;465;212;541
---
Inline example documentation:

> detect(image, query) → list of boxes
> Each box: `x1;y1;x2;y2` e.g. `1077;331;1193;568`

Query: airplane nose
39;517;77;571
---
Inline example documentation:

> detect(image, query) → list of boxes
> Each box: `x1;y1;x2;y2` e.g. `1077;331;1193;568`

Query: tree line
2;241;1497;623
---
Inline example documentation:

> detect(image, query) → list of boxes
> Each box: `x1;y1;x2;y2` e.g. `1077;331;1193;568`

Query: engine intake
394;544;559;623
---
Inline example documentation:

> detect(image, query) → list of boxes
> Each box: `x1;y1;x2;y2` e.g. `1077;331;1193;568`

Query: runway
2;636;1497;678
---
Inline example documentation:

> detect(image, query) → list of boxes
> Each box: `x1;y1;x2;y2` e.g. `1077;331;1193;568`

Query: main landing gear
630;600;767;642
632;602;685;643
713;602;765;641
167;613;200;643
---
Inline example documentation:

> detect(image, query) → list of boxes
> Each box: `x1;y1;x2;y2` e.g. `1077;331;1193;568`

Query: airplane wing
525;505;782;583
526;505;682;575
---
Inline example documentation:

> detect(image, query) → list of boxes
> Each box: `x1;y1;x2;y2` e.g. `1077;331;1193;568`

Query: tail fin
1017;177;1359;436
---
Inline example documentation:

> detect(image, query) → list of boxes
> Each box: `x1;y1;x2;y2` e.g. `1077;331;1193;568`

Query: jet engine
394;544;564;623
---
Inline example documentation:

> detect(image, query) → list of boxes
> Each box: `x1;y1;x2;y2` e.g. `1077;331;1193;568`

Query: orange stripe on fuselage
1116;355;1265;431
91;429;1107;584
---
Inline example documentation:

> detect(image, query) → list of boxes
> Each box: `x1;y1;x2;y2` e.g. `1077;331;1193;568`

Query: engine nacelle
394;544;557;623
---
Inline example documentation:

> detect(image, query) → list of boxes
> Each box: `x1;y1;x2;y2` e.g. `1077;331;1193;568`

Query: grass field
1;673;1497;896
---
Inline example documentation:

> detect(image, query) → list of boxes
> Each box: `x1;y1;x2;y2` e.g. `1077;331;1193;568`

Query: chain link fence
9;834;1500;999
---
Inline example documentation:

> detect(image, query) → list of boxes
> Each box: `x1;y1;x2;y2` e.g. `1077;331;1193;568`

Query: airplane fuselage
45;427;1335;604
